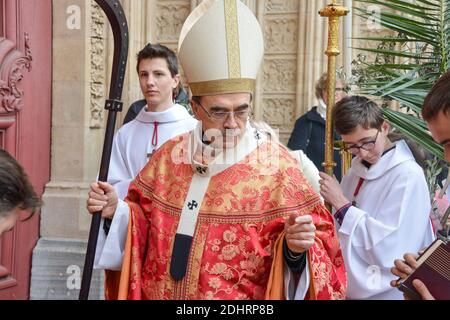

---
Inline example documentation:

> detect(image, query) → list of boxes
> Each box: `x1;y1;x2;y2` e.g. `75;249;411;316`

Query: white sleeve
283;253;310;300
108;130;133;200
298;151;321;195
446;183;450;203
94;199;130;271
291;150;322;200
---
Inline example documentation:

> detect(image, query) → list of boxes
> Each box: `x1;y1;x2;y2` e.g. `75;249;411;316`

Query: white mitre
178;0;264;96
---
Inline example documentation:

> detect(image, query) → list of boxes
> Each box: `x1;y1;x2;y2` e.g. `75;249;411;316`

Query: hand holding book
407;279;435;300
391;239;450;300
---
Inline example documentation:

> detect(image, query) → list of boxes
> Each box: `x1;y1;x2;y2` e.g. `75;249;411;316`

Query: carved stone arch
0;33;32;113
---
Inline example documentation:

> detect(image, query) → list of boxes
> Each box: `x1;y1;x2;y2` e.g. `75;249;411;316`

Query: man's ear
190;99;200;119
173;74;181;88
381;120;391;134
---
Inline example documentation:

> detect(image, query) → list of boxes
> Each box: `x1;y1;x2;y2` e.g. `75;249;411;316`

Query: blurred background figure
0;149;41;235
288;71;349;181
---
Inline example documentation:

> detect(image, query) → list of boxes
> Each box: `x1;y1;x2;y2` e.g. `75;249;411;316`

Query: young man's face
0;207;19;236
192;93;251;149
138;57;180;111
426;110;450;162
341;121;390;165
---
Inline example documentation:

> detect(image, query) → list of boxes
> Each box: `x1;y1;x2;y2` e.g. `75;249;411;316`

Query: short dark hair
333;96;384;134
0;149;41;218
136;43;179;77
422;70;450;121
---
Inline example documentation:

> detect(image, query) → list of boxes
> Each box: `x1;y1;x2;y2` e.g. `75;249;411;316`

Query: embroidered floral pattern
120;136;346;300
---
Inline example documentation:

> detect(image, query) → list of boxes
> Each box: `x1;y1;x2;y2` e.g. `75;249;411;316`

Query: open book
396;239;450;300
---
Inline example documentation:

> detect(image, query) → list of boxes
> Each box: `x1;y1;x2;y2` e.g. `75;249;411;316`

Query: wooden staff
79;0;129;300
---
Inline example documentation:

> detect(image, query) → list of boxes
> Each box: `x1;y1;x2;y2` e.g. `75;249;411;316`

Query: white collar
189;123;264;177
351;140;414;180
317;99;327;120
135;103;192;124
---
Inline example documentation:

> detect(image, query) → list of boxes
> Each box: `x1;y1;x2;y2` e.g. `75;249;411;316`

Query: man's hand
319;172;349;210
86;181;118;219
411;279;435;300
390;253;419;283
390;252;435;300
284;214;316;254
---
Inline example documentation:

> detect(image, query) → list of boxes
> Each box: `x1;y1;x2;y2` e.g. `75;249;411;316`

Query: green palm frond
383;109;444;159
352;0;450;162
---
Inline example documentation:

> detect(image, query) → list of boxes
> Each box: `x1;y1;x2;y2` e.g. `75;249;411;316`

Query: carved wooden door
0;0;51;299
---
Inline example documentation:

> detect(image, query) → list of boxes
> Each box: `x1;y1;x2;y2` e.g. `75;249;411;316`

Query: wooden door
0;0;51;299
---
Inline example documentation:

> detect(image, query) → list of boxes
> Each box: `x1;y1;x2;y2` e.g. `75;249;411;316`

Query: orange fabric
103;210;133;300
265;215;345;301
265;232;286;300
117;215;133;299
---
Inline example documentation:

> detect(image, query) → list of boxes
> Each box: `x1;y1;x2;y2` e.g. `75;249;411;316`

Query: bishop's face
427;110;450;162
192;93;251;149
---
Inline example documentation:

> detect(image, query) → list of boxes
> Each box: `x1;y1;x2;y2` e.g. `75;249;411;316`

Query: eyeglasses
344;130;380;155
197;102;251;122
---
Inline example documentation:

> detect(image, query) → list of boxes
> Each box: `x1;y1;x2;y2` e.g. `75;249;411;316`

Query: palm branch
352;0;450;160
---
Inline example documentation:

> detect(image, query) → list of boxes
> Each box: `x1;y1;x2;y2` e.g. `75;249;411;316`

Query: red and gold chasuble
110;133;346;300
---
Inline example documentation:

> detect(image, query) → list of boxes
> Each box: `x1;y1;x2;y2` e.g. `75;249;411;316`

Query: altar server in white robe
390;70;450;300
319;96;434;300
108;43;197;200
91;43;196;269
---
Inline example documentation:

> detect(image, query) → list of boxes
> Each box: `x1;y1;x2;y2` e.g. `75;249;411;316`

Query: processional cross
319;0;349;211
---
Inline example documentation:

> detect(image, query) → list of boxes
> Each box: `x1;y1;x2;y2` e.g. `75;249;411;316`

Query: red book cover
397;239;450;300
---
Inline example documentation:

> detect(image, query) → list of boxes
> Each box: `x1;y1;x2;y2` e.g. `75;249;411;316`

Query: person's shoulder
395;157;425;177
294;111;310;123
264;139;299;166
116;117;140;136
154;131;191;159
138;132;191;178
163;131;191;147
294;149;318;170
181;116;198;127
384;156;426;189
392;141;426;175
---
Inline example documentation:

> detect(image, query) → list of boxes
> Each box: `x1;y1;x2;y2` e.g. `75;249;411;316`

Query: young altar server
320;95;434;299
92;43;196;271
108;43;197;200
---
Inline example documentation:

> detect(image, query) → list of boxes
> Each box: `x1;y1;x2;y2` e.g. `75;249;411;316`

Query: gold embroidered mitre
178;0;264;96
